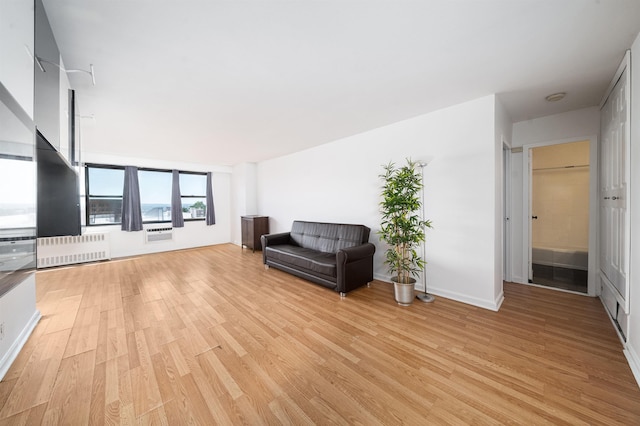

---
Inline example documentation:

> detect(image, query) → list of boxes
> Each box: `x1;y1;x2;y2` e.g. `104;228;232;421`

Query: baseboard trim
624;343;640;389
429;286;503;311
0;309;41;381
373;273;502;311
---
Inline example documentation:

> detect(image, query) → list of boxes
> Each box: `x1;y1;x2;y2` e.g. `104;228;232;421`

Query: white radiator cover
37;233;111;268
145;227;174;243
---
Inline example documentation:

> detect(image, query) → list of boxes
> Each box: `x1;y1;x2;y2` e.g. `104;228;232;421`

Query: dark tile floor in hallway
532;263;588;293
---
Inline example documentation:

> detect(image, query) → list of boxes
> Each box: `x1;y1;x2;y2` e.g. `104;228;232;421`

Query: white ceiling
42;0;640;167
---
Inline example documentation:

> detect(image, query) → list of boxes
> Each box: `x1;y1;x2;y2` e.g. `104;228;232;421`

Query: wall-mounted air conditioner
144;227;173;243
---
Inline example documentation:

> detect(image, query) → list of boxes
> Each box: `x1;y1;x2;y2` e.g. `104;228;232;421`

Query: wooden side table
241;215;269;252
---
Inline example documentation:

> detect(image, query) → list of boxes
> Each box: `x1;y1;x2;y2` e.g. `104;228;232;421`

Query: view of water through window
0;158;36;229
87;166;207;224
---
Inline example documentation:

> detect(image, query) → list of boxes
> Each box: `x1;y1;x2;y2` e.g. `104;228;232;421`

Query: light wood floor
1;243;639;425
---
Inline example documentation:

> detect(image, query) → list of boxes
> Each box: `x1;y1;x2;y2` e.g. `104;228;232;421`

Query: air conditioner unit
144;227;173;243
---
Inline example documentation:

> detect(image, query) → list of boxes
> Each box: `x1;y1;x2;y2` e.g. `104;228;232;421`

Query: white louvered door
599;59;630;313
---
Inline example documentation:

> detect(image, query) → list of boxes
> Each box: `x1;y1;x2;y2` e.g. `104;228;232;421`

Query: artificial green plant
379;159;433;284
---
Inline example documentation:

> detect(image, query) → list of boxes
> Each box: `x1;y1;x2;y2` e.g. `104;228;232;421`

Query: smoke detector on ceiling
545;92;566;102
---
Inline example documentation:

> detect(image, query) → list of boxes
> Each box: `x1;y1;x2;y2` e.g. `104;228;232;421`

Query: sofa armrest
261;232;291;246
337;243;376;264
261;232;291;264
336;243;376;293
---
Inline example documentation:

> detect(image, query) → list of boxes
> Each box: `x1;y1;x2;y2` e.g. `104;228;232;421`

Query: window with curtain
86;164;210;226
138;169;172;223
179;172;207;220
86;165;125;225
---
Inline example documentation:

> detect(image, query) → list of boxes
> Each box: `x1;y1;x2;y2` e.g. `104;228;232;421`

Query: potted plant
379;159;433;306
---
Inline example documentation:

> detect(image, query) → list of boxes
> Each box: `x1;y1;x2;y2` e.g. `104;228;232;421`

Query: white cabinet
0;274;40;381
0;0;35;118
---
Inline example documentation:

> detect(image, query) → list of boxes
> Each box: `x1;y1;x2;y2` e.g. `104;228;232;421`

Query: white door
599;60;630;312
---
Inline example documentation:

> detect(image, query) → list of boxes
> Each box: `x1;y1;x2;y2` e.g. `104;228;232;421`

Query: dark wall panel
36;131;80;237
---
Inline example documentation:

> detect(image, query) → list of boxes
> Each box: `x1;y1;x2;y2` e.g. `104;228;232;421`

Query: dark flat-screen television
36;130;81;237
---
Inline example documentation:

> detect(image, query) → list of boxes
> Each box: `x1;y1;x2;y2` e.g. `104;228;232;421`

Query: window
179;172;207;219
86;164;208;226
0;156;36;229
138;170;172;222
86;166;124;225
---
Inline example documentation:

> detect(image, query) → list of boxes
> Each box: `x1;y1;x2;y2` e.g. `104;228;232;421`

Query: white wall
257;95;503;310
625;34;640;386
510;107;600;284
58;62;70;161
231;162;258;246
82;152;233;258
512;107;600;147
495;97;512;302
531;142;590;251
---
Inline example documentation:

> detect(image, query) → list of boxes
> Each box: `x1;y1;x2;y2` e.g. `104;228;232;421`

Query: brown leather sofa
261;220;375;296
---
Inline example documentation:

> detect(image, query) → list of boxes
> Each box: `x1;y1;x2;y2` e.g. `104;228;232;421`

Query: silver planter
392;277;416;306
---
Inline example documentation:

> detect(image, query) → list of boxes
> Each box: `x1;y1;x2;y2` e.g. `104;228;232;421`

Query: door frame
522;135;599;296
503;138;512;282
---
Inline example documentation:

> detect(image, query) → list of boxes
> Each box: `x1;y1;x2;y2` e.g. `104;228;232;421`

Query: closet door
599;55;630;314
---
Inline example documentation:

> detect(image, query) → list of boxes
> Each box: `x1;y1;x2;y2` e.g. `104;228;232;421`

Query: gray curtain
121;166;143;231
171;170;184;228
206;172;216;226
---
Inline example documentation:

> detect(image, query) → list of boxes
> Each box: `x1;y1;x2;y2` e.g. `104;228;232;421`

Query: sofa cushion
290;221;370;253
265;244;337;278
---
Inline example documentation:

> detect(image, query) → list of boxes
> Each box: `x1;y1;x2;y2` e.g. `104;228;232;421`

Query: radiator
145;227;173;243
37;233;111;268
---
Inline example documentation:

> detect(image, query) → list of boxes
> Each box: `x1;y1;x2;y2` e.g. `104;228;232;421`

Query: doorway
529;141;590;293
503;141;511;282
